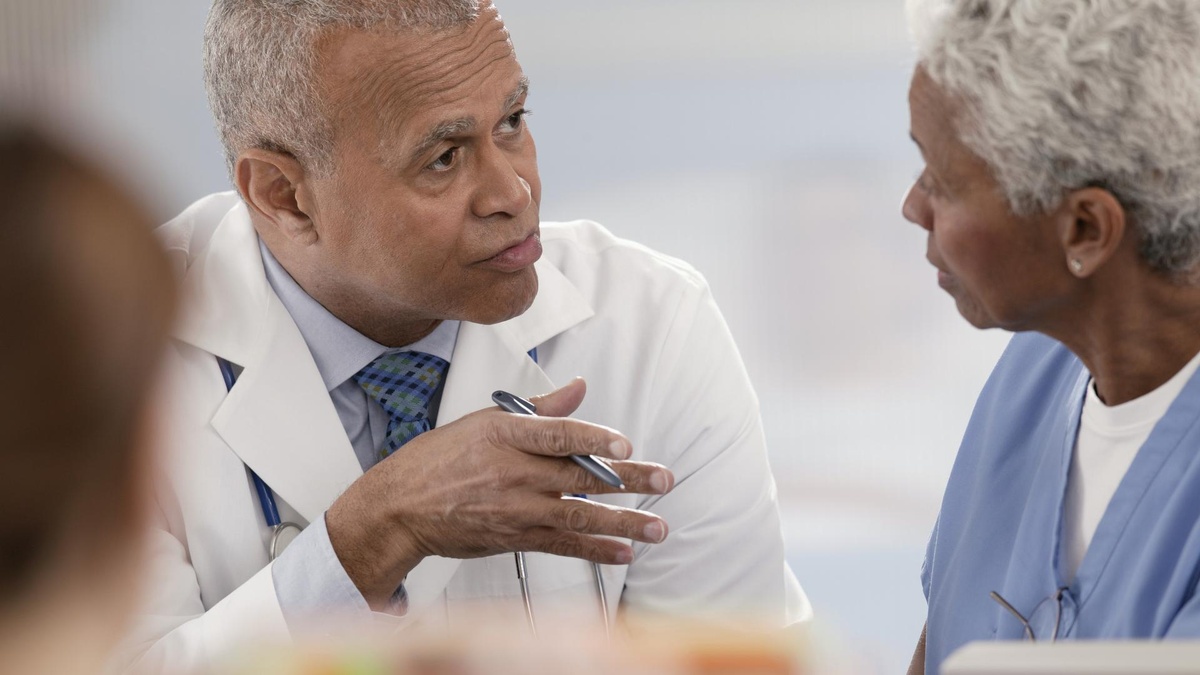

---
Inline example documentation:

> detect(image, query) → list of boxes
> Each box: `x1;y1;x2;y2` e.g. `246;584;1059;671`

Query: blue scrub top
923;332;1200;674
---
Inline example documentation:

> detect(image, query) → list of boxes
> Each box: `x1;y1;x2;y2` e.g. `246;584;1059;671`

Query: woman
901;1;1200;672
0;126;176;674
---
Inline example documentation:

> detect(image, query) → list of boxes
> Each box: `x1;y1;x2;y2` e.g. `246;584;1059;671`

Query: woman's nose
901;182;933;232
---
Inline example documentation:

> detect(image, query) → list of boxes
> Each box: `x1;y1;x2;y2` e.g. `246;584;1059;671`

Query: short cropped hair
203;0;481;177
908;0;1200;277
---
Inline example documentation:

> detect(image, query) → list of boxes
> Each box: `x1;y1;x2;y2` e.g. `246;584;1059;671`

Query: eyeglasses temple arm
990;591;1036;642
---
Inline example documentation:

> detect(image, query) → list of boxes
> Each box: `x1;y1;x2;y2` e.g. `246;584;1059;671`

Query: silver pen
491;390;626;490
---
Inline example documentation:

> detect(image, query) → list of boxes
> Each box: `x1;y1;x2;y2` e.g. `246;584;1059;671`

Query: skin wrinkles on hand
328;381;674;608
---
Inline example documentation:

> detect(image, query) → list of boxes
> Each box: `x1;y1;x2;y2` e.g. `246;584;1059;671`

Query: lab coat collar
169;195;595;619
172;199;269;367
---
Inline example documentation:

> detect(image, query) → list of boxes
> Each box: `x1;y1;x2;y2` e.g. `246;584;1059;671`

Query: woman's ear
1058;187;1127;278
234;149;319;246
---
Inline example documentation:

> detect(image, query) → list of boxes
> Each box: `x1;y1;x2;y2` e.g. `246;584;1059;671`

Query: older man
126;1;809;669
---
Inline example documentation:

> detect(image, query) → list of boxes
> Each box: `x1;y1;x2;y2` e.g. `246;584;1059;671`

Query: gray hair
204;0;481;177
907;0;1200;277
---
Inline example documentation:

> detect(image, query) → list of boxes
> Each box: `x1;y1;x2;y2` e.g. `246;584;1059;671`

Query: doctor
124;0;810;670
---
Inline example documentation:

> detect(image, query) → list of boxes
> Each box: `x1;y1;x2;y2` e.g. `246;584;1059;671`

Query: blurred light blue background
25;1;1013;671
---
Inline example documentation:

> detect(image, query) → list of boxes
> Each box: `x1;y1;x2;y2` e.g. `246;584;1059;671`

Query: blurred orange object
219;611;812;675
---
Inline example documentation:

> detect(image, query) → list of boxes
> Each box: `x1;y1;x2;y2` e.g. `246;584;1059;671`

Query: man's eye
500;109;531;133
429;147;459;171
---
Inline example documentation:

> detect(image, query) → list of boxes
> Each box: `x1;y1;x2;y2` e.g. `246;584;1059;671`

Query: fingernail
650;470;670;494
609;440;631;459
615;548;634;565
643;520;667;543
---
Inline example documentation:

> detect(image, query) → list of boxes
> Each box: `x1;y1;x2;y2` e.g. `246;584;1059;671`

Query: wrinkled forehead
319;7;518;145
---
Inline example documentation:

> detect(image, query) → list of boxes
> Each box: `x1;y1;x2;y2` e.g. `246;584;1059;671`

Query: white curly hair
907;0;1200;277
204;0;482;177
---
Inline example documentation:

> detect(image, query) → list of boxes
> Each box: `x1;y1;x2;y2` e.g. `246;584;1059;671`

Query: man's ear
1057;187;1127;278
234;149;319;246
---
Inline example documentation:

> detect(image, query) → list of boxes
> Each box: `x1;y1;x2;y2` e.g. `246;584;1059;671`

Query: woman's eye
915;168;937;196
429;147;459;171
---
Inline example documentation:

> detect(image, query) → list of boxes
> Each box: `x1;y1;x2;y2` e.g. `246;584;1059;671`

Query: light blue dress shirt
922;332;1200;673
258;239;459;629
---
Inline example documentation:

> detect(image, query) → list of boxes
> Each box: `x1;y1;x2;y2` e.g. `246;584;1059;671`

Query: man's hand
325;378;675;609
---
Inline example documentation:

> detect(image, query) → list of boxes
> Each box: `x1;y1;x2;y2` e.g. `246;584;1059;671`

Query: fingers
581;460;675;495
520;529;635;566
519;496;669;546
490;413;632;461
523;456;674;496
526;377;587;418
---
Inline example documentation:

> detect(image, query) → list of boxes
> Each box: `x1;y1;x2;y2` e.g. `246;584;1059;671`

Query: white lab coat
123;192;810;672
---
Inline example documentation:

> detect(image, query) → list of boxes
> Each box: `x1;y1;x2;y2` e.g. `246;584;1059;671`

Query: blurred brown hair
0;125;176;603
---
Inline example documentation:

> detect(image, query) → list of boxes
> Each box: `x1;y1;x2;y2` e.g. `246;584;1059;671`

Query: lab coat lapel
210;295;363;525
403;257;595;619
174;201;362;525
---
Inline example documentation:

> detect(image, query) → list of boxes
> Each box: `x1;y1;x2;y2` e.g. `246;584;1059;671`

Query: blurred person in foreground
901;1;1200;672
124;1;809;670
0;126;176;674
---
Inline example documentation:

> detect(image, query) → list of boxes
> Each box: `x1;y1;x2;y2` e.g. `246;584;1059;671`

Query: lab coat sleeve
113;499;290;673
620;280;812;626
271;514;378;628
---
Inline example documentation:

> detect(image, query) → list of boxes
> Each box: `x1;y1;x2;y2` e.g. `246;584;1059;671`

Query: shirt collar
259;238;459;392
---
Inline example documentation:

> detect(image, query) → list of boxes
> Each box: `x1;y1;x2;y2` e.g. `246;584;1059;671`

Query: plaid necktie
353;350;449;458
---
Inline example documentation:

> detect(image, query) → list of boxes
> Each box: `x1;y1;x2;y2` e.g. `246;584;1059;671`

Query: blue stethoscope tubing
217;357;303;561
217;352;609;632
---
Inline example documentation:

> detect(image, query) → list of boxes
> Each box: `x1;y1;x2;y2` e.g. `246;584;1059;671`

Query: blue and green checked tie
353;350;449;459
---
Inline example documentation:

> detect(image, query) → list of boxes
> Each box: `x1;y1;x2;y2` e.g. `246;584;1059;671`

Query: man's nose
473;146;533;219
901;182;932;232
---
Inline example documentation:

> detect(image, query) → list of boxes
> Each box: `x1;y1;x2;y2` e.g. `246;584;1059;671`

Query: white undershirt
1062;348;1200;581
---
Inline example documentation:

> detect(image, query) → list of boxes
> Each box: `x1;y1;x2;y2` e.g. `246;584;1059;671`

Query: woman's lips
937;268;953;289
480;233;542;273
927;254;953;290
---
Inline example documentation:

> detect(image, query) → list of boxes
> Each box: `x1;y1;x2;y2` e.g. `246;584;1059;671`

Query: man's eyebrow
410;116;476;165
504;77;530;112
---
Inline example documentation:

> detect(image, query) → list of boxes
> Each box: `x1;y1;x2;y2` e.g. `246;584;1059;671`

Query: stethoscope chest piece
269;521;304;560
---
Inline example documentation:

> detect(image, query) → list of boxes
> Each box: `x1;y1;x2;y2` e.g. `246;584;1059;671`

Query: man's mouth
479;233;542;272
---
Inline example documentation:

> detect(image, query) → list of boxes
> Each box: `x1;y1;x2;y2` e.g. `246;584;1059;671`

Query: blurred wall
7;1;1011;671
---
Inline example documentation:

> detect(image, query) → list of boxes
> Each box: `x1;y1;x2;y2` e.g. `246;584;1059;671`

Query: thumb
527;377;587;418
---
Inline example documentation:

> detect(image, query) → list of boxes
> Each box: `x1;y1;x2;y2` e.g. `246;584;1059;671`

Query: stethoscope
518;500;611;638
218;358;304;560
216;353;610;634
